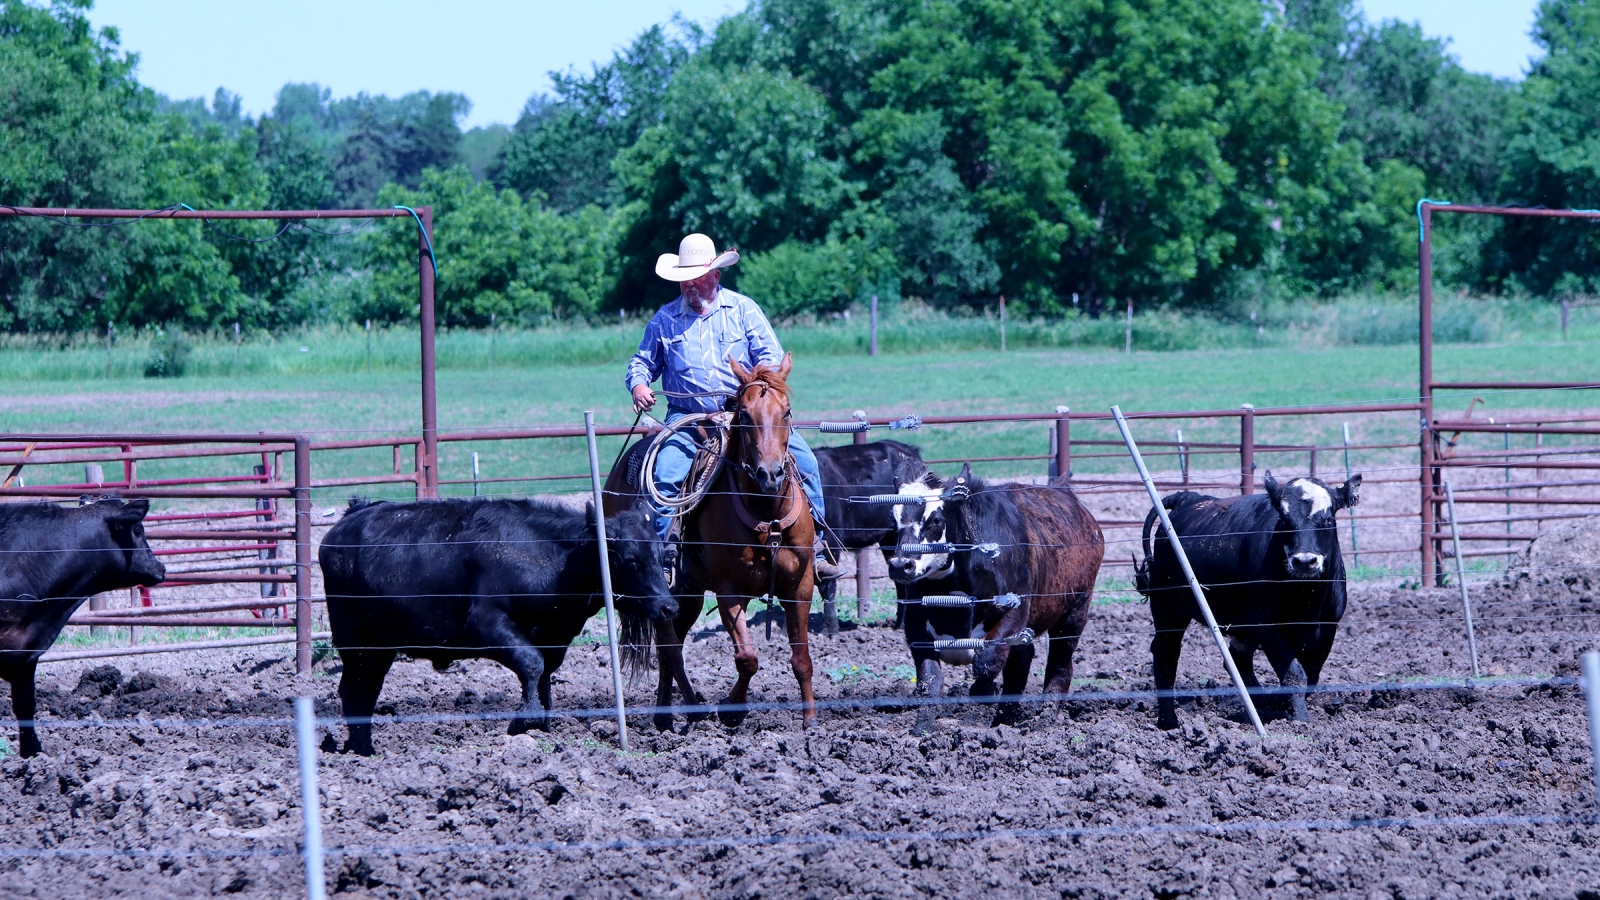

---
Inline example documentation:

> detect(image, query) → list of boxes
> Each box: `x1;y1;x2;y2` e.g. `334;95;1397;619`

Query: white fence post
1112;405;1267;737
293;697;327;900
584;411;631;752
1443;479;1482;678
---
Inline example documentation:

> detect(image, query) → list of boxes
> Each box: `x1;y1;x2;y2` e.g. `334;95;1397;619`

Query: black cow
0;498;165;757
320;497;677;755
1135;472;1361;729
814;439;929;612
901;464;1104;730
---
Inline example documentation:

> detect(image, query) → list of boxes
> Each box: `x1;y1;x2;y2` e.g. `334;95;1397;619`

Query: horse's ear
728;357;752;382
776;352;792;380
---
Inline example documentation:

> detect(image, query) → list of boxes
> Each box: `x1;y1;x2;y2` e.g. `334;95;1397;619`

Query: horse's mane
738;363;791;402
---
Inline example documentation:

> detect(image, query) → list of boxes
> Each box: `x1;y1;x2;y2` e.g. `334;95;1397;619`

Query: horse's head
728;353;794;495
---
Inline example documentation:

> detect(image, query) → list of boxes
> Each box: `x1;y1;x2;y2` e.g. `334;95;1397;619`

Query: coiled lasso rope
640;411;731;518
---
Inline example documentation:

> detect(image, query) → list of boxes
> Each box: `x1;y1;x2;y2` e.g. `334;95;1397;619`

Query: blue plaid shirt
625;288;785;415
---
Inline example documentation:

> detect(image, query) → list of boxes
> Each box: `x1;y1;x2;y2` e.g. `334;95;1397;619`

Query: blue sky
89;0;1542;130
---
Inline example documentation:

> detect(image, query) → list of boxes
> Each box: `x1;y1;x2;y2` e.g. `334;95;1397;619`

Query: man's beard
684;285;713;311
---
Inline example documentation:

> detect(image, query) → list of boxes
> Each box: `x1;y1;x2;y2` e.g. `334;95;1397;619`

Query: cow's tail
1134;503;1163;597
618;612;657;683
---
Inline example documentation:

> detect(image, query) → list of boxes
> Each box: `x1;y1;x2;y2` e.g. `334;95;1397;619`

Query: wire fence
3;391;1599;891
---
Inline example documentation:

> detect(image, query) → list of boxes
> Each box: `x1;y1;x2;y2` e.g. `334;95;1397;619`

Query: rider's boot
813;537;844;582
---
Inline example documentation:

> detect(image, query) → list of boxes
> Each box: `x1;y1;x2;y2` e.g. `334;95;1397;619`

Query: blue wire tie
394;205;439;278
1415;198;1452;242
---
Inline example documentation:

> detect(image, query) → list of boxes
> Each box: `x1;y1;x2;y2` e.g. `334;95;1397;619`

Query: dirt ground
3;565;1599;899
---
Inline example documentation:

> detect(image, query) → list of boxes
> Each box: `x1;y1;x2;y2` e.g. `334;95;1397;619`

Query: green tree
363;166;616;326
1485;0;1600;295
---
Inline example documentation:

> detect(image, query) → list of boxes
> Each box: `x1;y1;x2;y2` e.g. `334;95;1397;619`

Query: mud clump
1507;514;1600;603
1;585;1597;897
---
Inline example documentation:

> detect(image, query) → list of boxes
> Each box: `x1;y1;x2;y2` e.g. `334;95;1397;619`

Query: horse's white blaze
1292;479;1333;515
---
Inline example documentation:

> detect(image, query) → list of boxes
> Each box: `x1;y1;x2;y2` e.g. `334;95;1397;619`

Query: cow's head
598;507;679;621
887;473;953;585
90;498;165;587
1262;472;1361;579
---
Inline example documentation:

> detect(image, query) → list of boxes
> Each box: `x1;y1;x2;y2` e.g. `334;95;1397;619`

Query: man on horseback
626;232;842;581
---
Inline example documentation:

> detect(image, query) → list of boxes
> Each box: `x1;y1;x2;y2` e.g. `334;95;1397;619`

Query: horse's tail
618;610;657;684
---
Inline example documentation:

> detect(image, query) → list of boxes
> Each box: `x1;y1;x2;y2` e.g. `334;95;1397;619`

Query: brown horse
604;353;817;730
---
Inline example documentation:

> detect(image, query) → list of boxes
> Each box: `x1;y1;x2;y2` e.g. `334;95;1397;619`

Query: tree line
2;0;1597;334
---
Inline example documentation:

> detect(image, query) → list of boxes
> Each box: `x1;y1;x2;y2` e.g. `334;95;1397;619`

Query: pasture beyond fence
4;385;1599;672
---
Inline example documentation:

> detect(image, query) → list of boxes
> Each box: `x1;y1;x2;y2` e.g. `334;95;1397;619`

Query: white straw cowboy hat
655;233;740;282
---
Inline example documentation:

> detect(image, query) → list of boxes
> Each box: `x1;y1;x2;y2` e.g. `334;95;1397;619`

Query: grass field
3;331;1597;500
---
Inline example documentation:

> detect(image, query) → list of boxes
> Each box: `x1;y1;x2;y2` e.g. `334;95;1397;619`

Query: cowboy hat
655;233;740;282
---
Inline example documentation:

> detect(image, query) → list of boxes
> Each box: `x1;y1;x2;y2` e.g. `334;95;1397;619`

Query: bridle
724;379;805;600
725;380;795;493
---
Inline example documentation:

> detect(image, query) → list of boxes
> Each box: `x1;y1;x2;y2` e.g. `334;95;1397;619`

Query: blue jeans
652;411;826;540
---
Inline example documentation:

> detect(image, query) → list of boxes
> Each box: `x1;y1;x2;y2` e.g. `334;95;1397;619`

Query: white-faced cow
1135;472;1362;729
320;497;677;755
894;466;1104;731
0;498;166;757
814;439;929;612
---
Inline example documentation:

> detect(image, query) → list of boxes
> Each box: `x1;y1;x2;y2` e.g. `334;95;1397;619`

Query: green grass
55;625;293;648
2;298;1598;504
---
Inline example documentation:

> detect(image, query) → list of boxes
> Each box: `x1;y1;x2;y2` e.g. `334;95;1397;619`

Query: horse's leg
652;586;706;731
783;582;816;727
714;595;758;728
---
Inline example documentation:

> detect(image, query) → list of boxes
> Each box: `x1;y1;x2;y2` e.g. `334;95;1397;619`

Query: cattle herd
0;440;1364;757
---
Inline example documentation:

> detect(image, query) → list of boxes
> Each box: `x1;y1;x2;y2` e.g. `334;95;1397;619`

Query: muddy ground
2;573;1598;900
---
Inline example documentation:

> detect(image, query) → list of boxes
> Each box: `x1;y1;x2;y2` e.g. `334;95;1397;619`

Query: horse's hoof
684;693;712;724
716;698;748;729
991;703;1025;729
1156;713;1181;731
653;713;676;733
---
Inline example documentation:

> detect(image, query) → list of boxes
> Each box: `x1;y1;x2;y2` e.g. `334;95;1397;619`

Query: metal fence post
294;697;327;900
1583;651;1600;805
999;295;1007;352
869;295;879;357
1055;406;1070;481
472;452;481;498
1112;406;1267;738
1443;480;1482;678
294;436;313;675
853;422;872;622
584;412;630;752
1343;423;1359;567
1175;428;1189;485
1239;404;1256;494
417;206;439;499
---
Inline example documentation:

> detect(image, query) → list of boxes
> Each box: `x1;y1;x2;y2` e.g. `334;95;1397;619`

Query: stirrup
813;538;844;582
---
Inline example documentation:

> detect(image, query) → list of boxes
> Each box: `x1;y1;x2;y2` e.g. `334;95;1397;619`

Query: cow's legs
991;641;1035;727
491;641;548;735
715;595;758;728
1042;612;1088;695
537;647;569;716
969;643;1008;725
5;662;42;758
1256;632;1309;722
910;652;944;735
1150;603;1190;730
337;648;397;756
